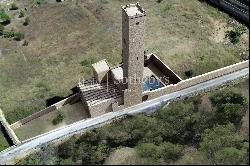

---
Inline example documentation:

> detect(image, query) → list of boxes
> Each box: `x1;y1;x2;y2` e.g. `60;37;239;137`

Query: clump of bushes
52;113;64;125
226;25;247;44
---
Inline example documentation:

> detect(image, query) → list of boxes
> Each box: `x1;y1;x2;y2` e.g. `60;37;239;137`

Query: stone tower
121;3;146;106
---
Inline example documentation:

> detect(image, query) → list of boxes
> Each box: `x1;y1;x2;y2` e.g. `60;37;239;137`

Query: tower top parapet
121;2;146;18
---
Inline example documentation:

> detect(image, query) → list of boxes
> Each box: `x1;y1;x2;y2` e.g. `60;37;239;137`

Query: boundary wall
10;93;80;130
143;60;249;100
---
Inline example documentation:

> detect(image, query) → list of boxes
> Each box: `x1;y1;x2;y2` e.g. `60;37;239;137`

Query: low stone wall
143;60;249;100
10;93;81;130
0;109;20;145
148;54;182;83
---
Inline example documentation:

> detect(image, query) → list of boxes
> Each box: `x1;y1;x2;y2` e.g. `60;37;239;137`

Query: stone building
78;3;182;117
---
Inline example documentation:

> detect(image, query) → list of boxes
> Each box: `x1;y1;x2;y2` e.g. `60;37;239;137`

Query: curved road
0;68;249;164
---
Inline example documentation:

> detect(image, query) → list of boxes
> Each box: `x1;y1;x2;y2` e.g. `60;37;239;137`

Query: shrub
226;25;247;44
58;139;75;159
136;143;162;159
14;32;24;41
3;31;15;38
52;113;64;125
199;124;244;159
136;142;183;161
214;147;247;165
19;10;25;18
10;3;18;10
23;17;30;26
185;69;194;77
161;142;184;161
157;0;163;3
22;40;29;46
0;9;11;25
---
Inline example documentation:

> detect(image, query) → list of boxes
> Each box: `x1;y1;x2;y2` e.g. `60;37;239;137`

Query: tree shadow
46;86;80;107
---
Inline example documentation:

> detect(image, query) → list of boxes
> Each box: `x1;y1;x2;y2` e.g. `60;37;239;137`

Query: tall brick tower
121;3;146;106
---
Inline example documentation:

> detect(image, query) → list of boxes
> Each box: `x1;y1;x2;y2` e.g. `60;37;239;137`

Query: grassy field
0;0;249;124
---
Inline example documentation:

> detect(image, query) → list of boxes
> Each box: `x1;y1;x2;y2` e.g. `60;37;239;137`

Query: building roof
111;67;123;81
92;59;110;74
122;3;146;17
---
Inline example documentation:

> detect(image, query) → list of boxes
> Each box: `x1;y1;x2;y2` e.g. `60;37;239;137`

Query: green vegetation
185;69;195;78
19;10;25;18
209;90;247;125
14;32;25;41
23;17;30;26
200;124;248;165
3;31;15;38
226;25;247;44
10;3;18;10
19;88;249;165
52;113;64;125
0;8;10;24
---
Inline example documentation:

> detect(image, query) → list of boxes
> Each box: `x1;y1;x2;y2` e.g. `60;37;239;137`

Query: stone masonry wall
10;93;81;130
143;60;249;100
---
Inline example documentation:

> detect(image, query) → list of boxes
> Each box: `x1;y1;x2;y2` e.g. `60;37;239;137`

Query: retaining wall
10;93;81;130
143;60;249;100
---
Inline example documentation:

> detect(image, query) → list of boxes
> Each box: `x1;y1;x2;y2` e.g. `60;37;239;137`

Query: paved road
0;68;249;164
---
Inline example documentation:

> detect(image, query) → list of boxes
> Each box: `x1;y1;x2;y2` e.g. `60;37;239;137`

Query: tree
136;143;162;159
209;90;247;125
199;124;244;160
154;103;194;144
58;139;75;159
161;142;183;161
214;147;247;165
